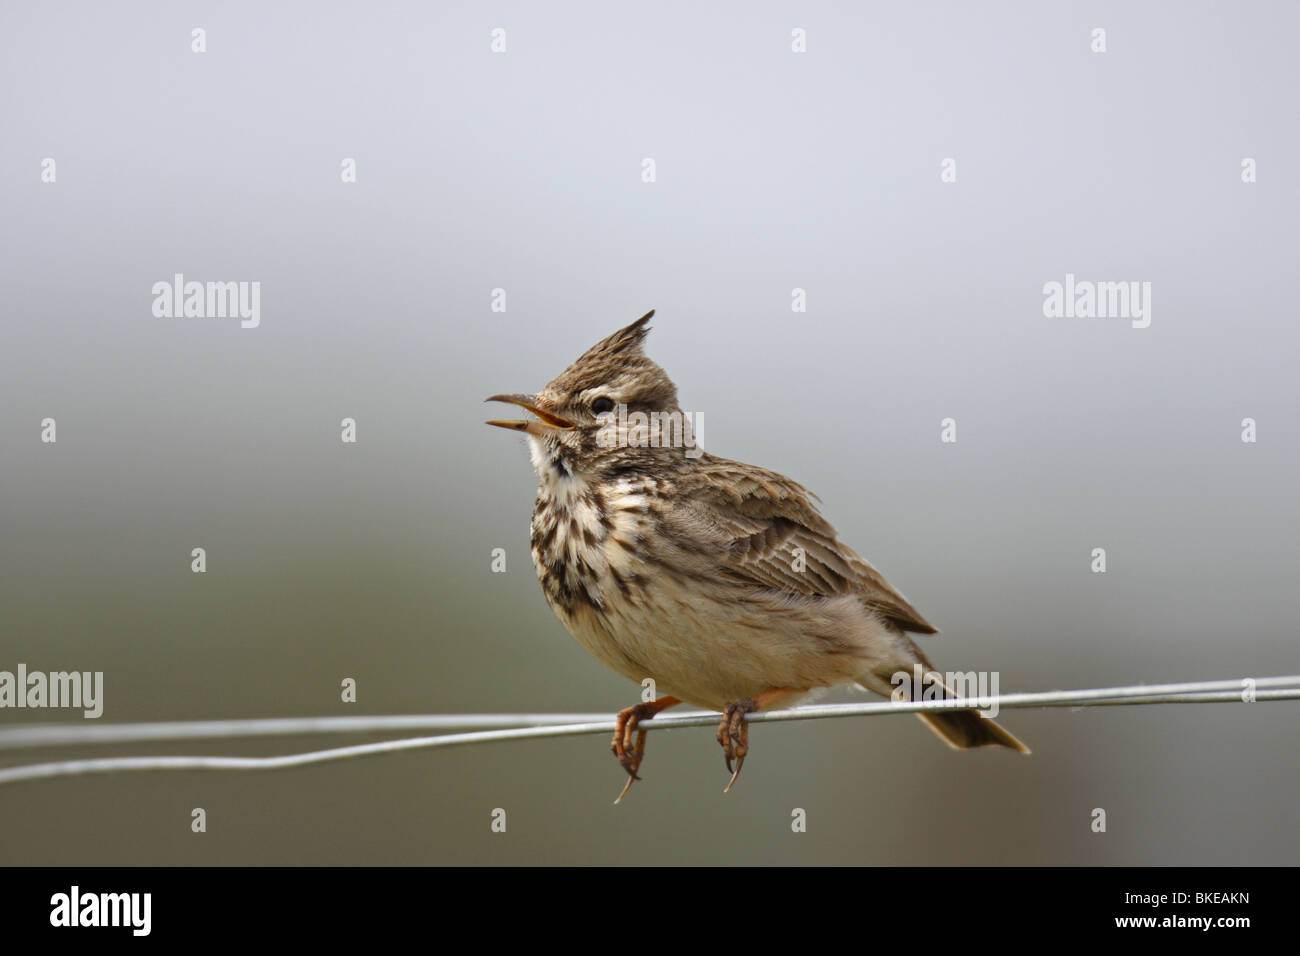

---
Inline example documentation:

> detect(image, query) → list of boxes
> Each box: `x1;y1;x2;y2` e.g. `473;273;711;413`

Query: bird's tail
916;707;1030;753
858;642;1030;754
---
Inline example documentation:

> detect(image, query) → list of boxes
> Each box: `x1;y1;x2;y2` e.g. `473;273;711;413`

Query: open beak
485;394;576;437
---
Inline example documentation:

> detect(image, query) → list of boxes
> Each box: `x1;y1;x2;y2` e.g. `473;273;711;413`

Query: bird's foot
611;695;680;804
717;697;758;793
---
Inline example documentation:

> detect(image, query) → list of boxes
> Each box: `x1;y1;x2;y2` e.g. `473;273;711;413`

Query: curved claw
609;696;681;804
717;698;756;793
723;757;745;793
611;780;637;806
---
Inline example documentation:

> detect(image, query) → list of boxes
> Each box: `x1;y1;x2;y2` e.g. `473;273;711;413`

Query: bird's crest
546;310;675;407
572;310;654;366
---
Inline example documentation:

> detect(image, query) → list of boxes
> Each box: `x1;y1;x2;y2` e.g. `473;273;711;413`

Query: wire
0;675;1296;787
0;714;619;750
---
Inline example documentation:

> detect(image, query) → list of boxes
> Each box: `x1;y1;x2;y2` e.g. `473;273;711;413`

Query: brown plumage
487;310;1028;800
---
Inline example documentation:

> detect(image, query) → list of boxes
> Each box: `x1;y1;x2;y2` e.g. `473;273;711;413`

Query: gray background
1;1;1296;865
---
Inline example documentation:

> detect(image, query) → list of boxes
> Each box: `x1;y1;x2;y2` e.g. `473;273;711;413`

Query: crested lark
487;311;1028;801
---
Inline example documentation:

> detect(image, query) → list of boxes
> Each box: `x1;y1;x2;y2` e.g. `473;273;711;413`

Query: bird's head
486;310;693;474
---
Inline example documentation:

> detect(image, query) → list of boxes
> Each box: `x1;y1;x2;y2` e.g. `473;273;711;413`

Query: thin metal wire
3;674;1296;751
0;714;621;750
0;676;1295;787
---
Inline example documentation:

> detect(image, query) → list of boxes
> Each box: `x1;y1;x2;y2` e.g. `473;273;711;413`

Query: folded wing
666;457;938;635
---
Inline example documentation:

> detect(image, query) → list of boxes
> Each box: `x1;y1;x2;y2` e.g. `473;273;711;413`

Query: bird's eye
591;397;615;415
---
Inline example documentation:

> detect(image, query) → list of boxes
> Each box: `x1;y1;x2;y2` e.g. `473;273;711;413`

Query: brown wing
667;456;938;634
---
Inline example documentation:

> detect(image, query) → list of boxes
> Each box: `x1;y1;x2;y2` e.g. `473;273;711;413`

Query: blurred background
1;1;1296;865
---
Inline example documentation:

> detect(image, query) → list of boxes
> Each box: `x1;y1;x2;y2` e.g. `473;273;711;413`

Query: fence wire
0;675;1296;786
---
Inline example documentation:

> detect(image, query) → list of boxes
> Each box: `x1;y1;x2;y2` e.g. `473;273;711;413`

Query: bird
486;310;1028;802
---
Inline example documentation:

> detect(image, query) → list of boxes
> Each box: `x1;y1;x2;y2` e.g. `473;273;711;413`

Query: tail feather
917;709;1030;754
857;644;1031;754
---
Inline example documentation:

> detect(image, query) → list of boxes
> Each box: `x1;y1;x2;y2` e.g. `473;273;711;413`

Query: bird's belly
528;474;881;710
556;576;877;712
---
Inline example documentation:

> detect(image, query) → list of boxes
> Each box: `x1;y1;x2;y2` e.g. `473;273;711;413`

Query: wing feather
667;457;938;635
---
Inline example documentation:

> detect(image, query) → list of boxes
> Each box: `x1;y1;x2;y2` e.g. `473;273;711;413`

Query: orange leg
611;695;681;804
716;687;802;793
